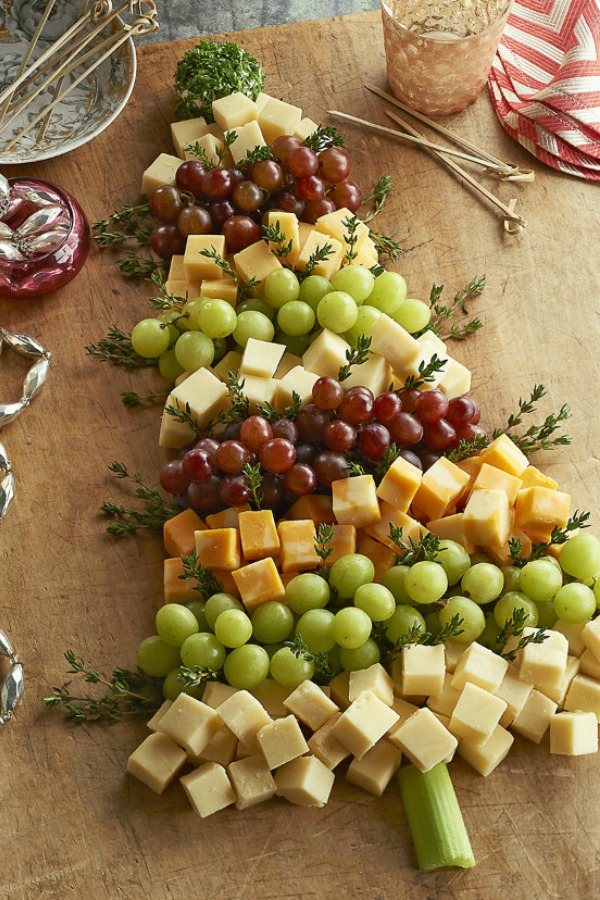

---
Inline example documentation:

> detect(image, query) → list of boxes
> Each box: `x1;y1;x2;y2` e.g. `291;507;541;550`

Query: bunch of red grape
159;376;484;517
149;136;361;260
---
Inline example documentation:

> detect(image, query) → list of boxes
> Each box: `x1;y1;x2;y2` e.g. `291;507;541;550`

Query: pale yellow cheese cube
234;239;282;294
225;120;266;164
471;463;523;506
341;352;392;397
127;732;187;794
211;349;243;382
158;692;222;757
451;642;509;693
302;329;351;379
238;375;279;413
390;696;421;722
514;486;571;542
141;152;182;195
239;337;286;378
274;351;303;379
366;314;420;374
314;207;370;256
307;711;351;769
294;231;344;280
511;688;557;742
250;679;291;719
554;619;588;657
328;671;351;710
330;690;399;760
549;711;599;755
201;681;239;709
295;116;319;140
582;616;600;662
495;664;533;727
274;364;319;410
284;679;339;731
388;707;457;772
395;338;450;391
192;724;238;767
227;754;277;810
200;275;238;305
217;690;273;745
520;465;558;491
376;455;422;513
147;699;172;732
211;91;258;130
331;474;381;528
185;133;228;167
539;654;580;706
171;116;209;157
564;674;600;722
365;504;427;552
258;96;302;144
414;457;471;522
458;724;514;776
165;278;201;300
402;644;446;697
478;433;529;478
444;640;466;674
462;488;513;548
437;355;472;400
449;682;507;743
257;715;309;769
426;674;461;717
348;663;395;706
519;628;568;691
167;254;186;281
579;648;600;680
180;762;236;816
426;512;475;555
266;210;301;266
184;234;226;281
274;755;335;807
346;739;402;796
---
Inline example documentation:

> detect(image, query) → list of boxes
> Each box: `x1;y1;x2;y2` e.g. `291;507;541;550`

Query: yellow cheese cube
227;754;277;809
514;486;571;542
237;375;279;413
437;356;472;400
238;509;280;561
211;349;243;382
376;455;422;512
462;488;513;548
366;314;420;374
549;711;599;756
346;739;402;796
330;690;399;760
402;644;446;697
519;628;569;691
257;715;309;769
582;617;600;662
328;671;351;709
239;337;286;378
284;680;339;731
294;231;344;280
285;493;336;524
426;674;461;717
511;689;557;742
189;724;237;767
217;690;273;745
295;116;319;140
484;530;533;567
349;663;395;706
200;275;238;305
554;619;588;657
457;724;514;776
127;732;187;794
232;557;286;613
564;674;600;722
186;133;229;167
332;474;381;528
495;664;534;727
274;351;303;379
250;679;291;719
258;96;302;144
307;711;351;769
205;505;250;529
520;464;558;491
211;91;257;130
388;707;457;772
184;234;227;281
163;508;206;558
478;433;529;477
167;254;186;281
314;207;370;256
274;364;319;410
202;682;239;709
426;512;475;555
159;367;228;449
342;352;392;397
180;762;236;817
274;755;335;807
234;240;282;295
365;504;428;552
395;338;450;391
451;642;509;693
356;534;398;582
328;523;357;565
449;682;507;743
171;116;209;157
277;519;319;572
302;329;351;378
141;152;182;195
266;210;301;266
195;527;242;571
471;463;523;505
539;654;580;706
163;557;199;604
414;457;470;522
165;278;202;300
225;120;266;165
158;693;223;757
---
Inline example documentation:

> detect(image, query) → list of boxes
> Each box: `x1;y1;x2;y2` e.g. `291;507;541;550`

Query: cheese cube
402;644;446;697
295;116;318;140
205;505;250;529
147;700;172;733
348;663;395;706
274;364;319;410
388;707;457;772
167;254;186;281
519;628;568;690
234;240;282;295
225;120;266;164
395;338;449;390
330;690;399;759
514;487;571;542
413;457;471;521
171;116;209;157
478;434;529;477
274;755;335;807
200;275;238;305
258;96;302;144
437;356;472;400
426;513;475;554
165;278;201;300
159;366;228;449
582;617;600;662
184;234;227;281
127;732;187;794
458;724;514;776
274;351;303;379
483;529;533;567
539;654;580;706
332;474;381;528
356;534;398;582
192;724;238;767
163;557;199;604
285;493;336;524
367;314;420;374
549;711;599;756
328;524;357;565
444;640;465;674
365;505;428;552
277;519;319;572
495;664;533;727
232;557;286;613
328;671;351;710
227;754;277;809
257;715;309;769
390;697;421;723
238;509;280;561
449;682;507;743
158;693;223;757
520;465;558;491
314;207;370;256
212;350;243;382
141;152;182;195
346;739;402;796
294;231;344;280
179;762;235;817
564;674;600;722
302;329;351;379
426;674;461;717
217;690;273;745
471;463;523;506
211;91;257;130
376;456;422;512
451;642;509;693
195;527;242;571
238;375;279;413
266;210;301;266
248;679;290;718
580;648;600;680
163;508;206;558
462;488;513;548
239;338;286;378
202;682;239;709
284;680;339;731
511;689;557;742
186;133;228;167
342;352;392;397
554;619;588;657
307;711;352;769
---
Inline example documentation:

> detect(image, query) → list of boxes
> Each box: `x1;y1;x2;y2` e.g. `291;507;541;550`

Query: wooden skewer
0;0;57;126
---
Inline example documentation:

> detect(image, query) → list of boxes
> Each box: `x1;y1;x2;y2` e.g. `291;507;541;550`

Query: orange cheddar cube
285;494;336;524
514;487;571;542
277;519;320;572
462;489;513;548
232;558;286;613
477;434;529;478
205;505;251;529
454;456;483;496
211;568;241;597
426;512;475;554
357;534;398;582
365;504;428;552
328;524;357;565
376;456;422;512
413;457;471;522
238;510;281;561
520;465;559;491
163;509;206;558
332;475;381;528
164;557;199;604
471;462;522;506
195;528;242;571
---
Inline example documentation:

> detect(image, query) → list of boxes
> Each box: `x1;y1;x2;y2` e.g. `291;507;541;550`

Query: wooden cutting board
1;11;600;899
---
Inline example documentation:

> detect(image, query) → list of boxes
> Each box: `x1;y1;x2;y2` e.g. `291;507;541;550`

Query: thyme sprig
373;443;401;484
447;434;490;462
374;613;465;666
43;651;161;723
314;523;335;578
177;665;221;688
347;460;366;477
180;552;224;599
338;334;372;381
262;221;294;260
198;247;258;301
92;200;154;247
244;462;263;510
401;354;447;391
342;214;360;263
296;243;334;279
256;391;302;422
303;125;345;153
85;325;157;369
121;390;169;408
368;229;403;262
388;525;441;564
362;175;392;224
508;511;591;567
495;610;549;660
116;251;166;280
491;384;572;455
101;462;179;536
242;144;274;165
284;634;335;684
164;401;203;439
425;276;485;341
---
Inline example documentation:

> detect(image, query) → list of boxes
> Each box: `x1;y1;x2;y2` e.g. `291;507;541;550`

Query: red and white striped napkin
489;0;600;180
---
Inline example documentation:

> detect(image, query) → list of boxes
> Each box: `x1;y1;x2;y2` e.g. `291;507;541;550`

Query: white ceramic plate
0;0;136;164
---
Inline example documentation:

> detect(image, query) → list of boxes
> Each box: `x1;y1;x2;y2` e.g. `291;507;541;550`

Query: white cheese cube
582;616;600;662
225;120;266;165
274;755;335;807
184;234;226;281
201;682;239;709
366;313;420;374
159;367;229;449
157;692;222;757
341;352;392;397
211;91;258;130
147;699;172;732
426;674;461;717
257;715;309;769
227;754;277;809
519;628;569;691
402;644;446;697
237;375;279;413
258;96;302;144
141;152;182;195
390;696;421;723
217;690;273;745
539;654;580;706
274;364;319;410
450;642;509;693
449;682;507;743
388;707;457;772
511;688;557;742
328;671;351;710
171;116;209;157
181;762;236;816
495;664;533;727
127;732;187;794
330;690;399;760
302;329;351;379
553;619;588;657
250;679;291;719
346;739;402;796
307;711;351;769
458;724;514;776
349;663;395;706
240;338;286;378
192;724;238;767
284;679;339;731
564;674;600;722
438;355;472;400
211;350;243;383
549;711;599;756
395;338;449;390
295;116;319;140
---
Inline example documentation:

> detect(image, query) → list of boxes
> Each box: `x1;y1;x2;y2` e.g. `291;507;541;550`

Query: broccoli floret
173;40;265;122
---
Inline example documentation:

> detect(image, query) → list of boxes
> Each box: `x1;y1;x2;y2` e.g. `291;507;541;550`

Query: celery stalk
397;763;475;870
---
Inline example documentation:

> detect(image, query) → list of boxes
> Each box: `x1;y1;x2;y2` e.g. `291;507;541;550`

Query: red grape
295;404;330;442
194;437;220;465
277;191;305;216
422;418;457;451
233;180;265;214
414;389;449;424
358;423;391;460
297;175;325;202
330;179;362;212
252;160;284;192
216;440;250;474
199;167;236;199
271;418;299;443
271;135;302;164
220;474;250;507
287;146;319;178
302;197;337;222
388;412;424;446
324;419;357;453
338;390;374;426
160;459;190;495
312;376;344;411
284;463;317;496
373;391;402;425
209;198;236;227
181;448;213;482
188;475;221;511
261;473;284;507
398;388;421;413
314;451;349;488
150;224;186;259
239;415;273;451
177;205;213;237
150;185;183;223
221;215;261;252
455;422;486;443
259;438;297;474
318;147;351;183
175;160;207;196
446;396;478;428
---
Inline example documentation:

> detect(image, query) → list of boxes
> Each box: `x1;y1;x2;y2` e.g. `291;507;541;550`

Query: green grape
381;564;412;604
392;298;431;333
264;268;301;308
316;290;358;333
233;310;275;346
436;539;471;586
214;608;253;648
274;330;312;356
136;635;181;677
186;599;209;631
501;565;522;594
343;304;382;348
353;582;396;622
535;600;559;629
196;297;237;339
553;582;596;623
158;348;186;383
131;318;171;358
285;572;331;614
155;603;200;647
339;638;381;671
235;297;276;320
329;554;375;599
384;605;426;643
460;562;504;605
594;578;600;609
298;274;333;310
174;330;215;370
251;601;295;643
405;560;449;605
332;264;375;304
157;310;181;346
423;609;441;635
493;591;539;629
270;646;314;688
469;552;493;566
161;667;204;701
224;644;270;689
295;608;336;653
332;607;372;649
518;558;563;602
560;534;600;582
276;300;315;336
177;297;205;331
204;593;244;630
439;596;485;643
212;336;228;362
365;270;407;316
478;612;500;650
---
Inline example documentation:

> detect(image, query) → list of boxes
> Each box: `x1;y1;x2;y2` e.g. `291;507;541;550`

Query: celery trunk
397;762;475;871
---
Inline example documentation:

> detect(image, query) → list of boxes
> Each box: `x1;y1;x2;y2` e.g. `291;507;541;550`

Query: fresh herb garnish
101;462;179;535
314;523;335;578
338;334;372;381
491;384;571;455
243;462;263;510
388;525;441;563
283;634;335;683
303;125;345;153
362;175;393;224
180;552;224;598
85;325;156;369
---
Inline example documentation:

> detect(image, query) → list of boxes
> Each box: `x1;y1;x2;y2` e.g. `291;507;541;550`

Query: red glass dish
0;178;90;299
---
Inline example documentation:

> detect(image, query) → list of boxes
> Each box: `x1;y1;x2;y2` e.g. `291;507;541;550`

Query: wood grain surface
1;11;599;899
